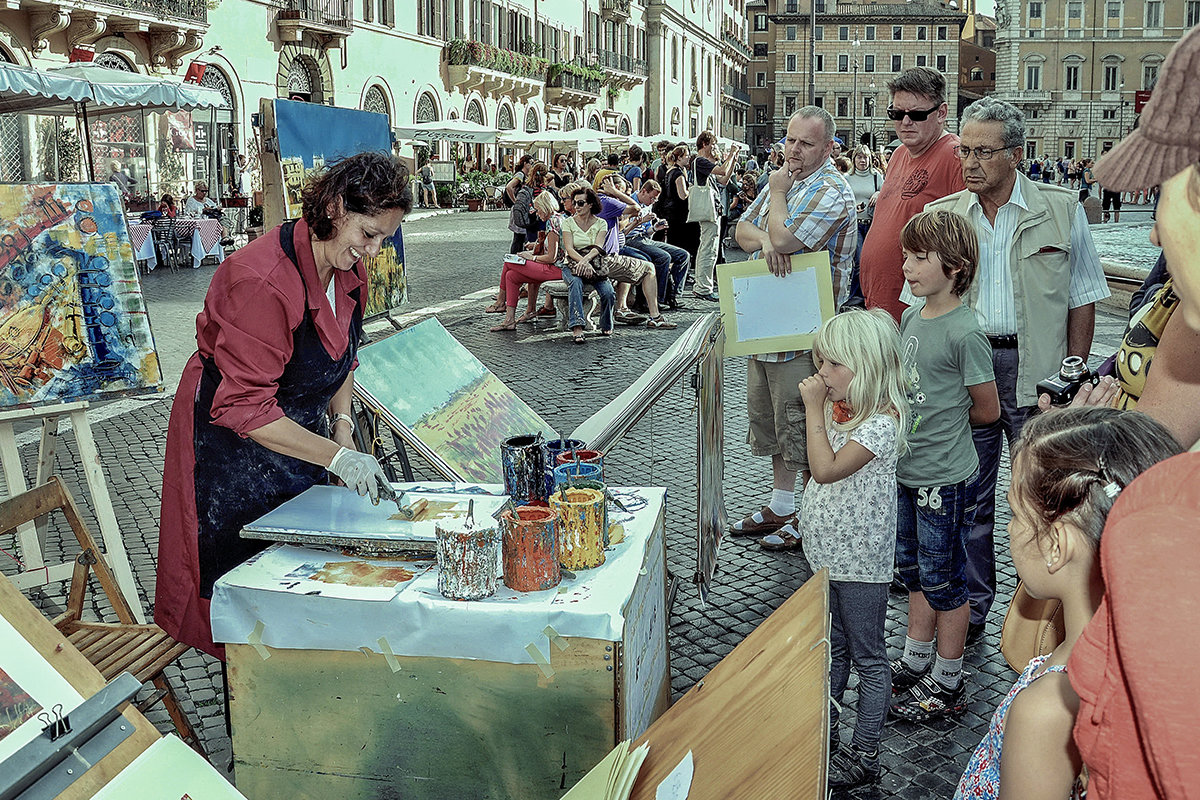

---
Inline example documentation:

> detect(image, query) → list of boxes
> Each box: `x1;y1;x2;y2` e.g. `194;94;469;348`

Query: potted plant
461;170;491;211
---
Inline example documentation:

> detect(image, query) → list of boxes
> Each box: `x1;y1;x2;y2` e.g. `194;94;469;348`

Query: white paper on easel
91;735;248;798
655;750;694;800
0;614;84;763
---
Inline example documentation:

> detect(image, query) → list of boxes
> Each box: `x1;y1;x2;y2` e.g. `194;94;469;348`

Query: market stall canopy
0;62;90;115
392;119;499;143
498;128;625;153
0;62;226;116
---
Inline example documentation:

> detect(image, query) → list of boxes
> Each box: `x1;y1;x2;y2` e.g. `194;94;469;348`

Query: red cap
1093;26;1200;191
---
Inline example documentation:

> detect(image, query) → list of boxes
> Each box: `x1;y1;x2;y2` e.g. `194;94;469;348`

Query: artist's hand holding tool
328;447;391;504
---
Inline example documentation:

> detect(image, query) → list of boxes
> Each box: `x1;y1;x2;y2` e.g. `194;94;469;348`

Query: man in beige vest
903;97;1109;641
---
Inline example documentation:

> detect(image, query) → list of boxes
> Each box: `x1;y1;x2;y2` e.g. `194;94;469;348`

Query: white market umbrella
392;119;499;144
48;63;225;113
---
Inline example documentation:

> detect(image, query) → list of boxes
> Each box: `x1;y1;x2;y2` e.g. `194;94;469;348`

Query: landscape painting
0;183;162;408
353;319;557;482
272;99;406;317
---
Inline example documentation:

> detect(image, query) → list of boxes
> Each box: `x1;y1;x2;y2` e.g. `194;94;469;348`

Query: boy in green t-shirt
889;210;1000;722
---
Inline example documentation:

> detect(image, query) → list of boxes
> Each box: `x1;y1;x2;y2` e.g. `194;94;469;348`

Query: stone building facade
993;0;1198;161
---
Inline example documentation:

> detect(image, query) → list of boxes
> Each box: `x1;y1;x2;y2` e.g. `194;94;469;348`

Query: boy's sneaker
890;673;967;722
889;657;929;696
827;744;880;790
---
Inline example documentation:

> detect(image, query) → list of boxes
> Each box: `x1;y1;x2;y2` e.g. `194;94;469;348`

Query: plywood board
0;183;162;408
627;570;830;800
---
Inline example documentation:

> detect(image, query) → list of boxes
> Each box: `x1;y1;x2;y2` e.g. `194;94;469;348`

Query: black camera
1036;356;1099;406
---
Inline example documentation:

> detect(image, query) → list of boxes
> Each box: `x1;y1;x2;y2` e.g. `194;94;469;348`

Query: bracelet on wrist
331;412;354;431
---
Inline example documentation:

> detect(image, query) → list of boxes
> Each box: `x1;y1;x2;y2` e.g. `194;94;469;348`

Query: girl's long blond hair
811;308;910;454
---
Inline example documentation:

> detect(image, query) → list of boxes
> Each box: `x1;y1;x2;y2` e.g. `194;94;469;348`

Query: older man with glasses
901;96;1109;647
859;67;965;322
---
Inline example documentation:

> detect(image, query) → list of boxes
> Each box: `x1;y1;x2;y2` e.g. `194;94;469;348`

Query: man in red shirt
860;68;965;322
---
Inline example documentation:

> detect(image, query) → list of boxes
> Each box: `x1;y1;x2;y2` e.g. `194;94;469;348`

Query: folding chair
151;216;185;273
0;477;205;756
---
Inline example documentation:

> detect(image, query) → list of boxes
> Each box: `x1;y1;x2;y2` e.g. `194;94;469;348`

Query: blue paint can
553;462;602;489
544;438;586;497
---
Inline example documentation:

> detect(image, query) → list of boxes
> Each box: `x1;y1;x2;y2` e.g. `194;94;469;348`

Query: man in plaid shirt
730;105;857;551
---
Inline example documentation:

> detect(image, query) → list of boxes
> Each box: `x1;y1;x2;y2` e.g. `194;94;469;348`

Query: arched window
95;52;134;71
363;85;389;120
465;99;484;124
671;37;678;80
286;59;314;98
618;117;630;136
415;92;439;122
563;111;577;131
524;106;539;133
497;104;514;130
588;114;601;131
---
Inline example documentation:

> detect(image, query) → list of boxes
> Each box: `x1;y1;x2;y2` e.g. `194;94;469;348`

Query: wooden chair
151;216;185;273
485;185;505;210
0;477;205;756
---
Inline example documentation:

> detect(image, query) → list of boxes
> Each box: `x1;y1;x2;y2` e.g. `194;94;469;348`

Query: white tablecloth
211;484;666;666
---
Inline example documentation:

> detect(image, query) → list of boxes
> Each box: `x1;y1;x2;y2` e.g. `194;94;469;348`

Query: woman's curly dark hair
302;151;412;240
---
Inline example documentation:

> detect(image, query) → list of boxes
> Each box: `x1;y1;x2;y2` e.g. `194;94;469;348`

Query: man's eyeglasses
955;146;1005;161
885;104;941;122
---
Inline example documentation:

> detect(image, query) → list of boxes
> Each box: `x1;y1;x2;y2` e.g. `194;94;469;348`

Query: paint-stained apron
155;220;362;659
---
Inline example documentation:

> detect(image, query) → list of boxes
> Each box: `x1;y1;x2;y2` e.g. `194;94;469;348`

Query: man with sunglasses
901;96;1108;657
860;67;965;323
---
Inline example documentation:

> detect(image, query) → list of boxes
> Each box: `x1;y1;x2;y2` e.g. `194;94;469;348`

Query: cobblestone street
2;209;1132;798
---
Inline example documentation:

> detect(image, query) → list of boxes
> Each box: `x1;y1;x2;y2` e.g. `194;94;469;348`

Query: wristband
331;412;354;431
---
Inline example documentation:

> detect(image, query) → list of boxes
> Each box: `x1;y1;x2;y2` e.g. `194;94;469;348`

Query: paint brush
375;479;412;517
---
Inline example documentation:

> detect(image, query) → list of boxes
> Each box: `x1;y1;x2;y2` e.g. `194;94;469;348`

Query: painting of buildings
354;319;557;482
0;183;162;408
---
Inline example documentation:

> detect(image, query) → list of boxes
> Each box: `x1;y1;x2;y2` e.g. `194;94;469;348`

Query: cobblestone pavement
0;209;1131;798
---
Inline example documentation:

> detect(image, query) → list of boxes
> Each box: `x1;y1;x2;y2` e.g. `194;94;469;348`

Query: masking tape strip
525;642;555;679
247;620;271;661
543;625;570;652
378;637;402;673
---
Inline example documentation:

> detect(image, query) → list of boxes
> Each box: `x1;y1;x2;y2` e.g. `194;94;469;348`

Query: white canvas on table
0;613;83;763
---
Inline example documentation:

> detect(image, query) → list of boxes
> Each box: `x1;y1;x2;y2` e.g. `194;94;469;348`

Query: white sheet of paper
92;735;248;798
655;750;694;800
0;614;84;763
731;270;822;342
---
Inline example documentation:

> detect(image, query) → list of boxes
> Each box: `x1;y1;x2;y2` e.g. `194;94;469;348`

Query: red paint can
501;506;561;592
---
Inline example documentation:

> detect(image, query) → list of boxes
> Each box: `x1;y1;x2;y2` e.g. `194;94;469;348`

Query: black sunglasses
886;104;941;122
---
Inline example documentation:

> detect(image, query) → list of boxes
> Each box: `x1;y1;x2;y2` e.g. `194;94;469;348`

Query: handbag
574;244;608;281
999;580;1065;672
686;162;717;224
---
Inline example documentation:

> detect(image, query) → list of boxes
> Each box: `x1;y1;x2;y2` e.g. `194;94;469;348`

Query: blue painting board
0;182;162;408
272;99;406;316
354;319;558;482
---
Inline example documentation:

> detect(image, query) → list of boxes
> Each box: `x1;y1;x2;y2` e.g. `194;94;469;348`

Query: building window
865;26;875;40
784;95;796;115
937;25;948;40
1029;108;1040;118
1064;108;1078;119
525;106;539;132
363;85;389;119
864;54;875;72
754;13;767;30
936;54;947;72
785;0;798;11
815;54;825;71
892;25;902;40
864;96;875;117
1067;1;1082;19
1107;0;1121;18
1102;108;1117;119
836;96;849;117
814;25;824;40
672;37;678;80
970;67;983;81
755;106;768;124
839;26;849;40
1065;64;1080;90
814;95;824;108
1026;63;1041;90
1188;0;1200;27
917;26;927;41
1145;0;1163;28
1029;1;1043;19
756;71;766;87
916;54;927;67
838;54;849;72
786;53;797;72
891;54;901;71
1103;63;1120;91
786;25;797;40
1143;63;1159;89
754;41;768;57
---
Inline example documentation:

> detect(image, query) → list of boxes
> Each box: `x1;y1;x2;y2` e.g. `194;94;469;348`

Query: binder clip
38;704;71;741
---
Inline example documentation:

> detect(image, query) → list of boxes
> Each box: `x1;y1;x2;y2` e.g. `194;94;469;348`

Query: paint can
554;449;605;478
549;487;606;570
436;520;500;601
501;433;548;506
501;506;561;592
553;461;603;489
567;479;610;546
544;438;586;496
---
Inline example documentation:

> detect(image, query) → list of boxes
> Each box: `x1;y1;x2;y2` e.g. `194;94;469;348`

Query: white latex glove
328;447;388;504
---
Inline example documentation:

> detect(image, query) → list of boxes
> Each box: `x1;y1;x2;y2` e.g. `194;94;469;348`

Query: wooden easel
0;399;145;623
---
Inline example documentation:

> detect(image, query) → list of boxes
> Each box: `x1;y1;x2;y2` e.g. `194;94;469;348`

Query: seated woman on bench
491;191;567;332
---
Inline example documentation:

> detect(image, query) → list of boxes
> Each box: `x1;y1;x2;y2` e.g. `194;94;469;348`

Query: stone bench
543;280;599;331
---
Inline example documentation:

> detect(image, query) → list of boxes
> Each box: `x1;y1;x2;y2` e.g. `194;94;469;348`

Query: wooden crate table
211;487;670;800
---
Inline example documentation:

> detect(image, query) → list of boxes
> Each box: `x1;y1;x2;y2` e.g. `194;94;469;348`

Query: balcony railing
278;0;351;32
723;83;751;105
96;0;207;23
446;39;549;81
722;31;752;60
594;50;648;76
545;66;602;95
600;0;631;21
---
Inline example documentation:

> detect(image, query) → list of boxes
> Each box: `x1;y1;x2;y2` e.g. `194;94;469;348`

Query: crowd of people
717;39;1200;797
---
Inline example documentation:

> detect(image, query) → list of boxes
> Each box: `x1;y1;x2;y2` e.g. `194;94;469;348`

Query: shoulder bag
999;580;1065;672
686;161;717;224
574;244;608;281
